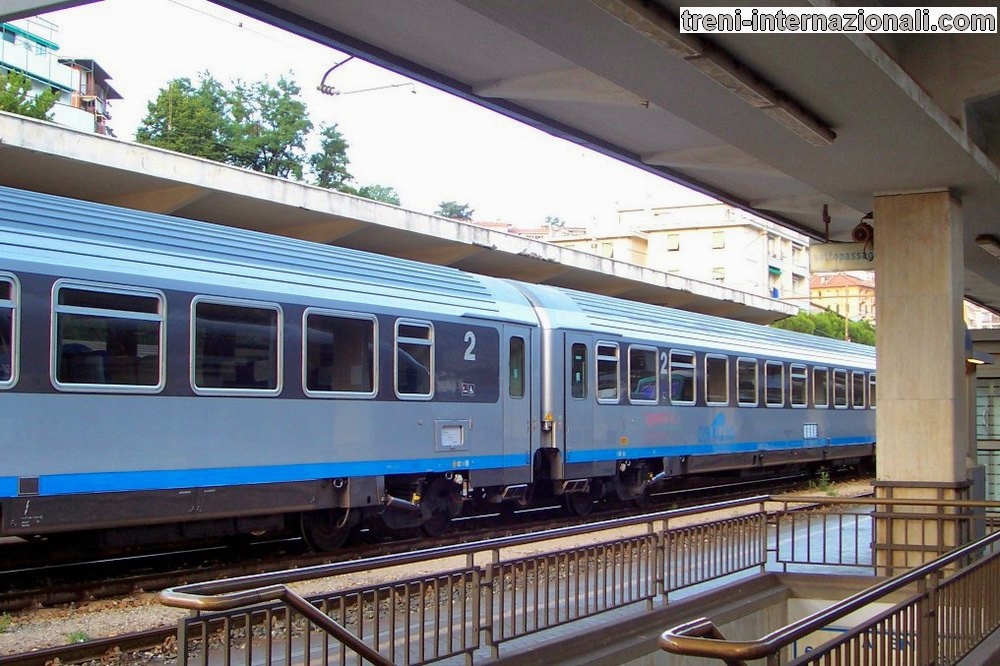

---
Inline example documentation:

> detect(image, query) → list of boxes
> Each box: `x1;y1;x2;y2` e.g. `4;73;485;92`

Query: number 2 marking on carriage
464;331;477;361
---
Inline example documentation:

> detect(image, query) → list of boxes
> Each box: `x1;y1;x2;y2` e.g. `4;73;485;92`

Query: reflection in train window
737;357;758;406
571;343;587;399
596;342;620;403
790;364;808;407
305;311;376;396
669;350;696;405
0;276;16;387
509;336;525;399
193;299;280;393
869;374;877;408
54;282;164;390
833;369;848;407
395;320;433;398
705;354;729;406
851;371;866;408
629;345;658;404
765;361;784;406
814;367;829;408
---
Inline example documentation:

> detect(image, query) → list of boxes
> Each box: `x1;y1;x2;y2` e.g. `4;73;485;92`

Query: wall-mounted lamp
976;234;1000;260
965;328;995;371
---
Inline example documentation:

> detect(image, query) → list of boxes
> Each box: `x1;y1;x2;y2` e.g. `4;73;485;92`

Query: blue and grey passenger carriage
0;186;874;550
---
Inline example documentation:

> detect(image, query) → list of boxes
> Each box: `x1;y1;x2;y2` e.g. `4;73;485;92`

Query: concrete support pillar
872;189;971;574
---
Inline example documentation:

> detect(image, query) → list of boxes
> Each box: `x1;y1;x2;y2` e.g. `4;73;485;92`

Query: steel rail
159;494;767;600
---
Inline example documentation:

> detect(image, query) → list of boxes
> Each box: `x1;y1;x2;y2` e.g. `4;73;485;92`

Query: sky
42;0;711;228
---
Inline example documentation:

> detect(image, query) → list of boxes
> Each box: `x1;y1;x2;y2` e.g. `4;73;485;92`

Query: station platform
156;493;1000;665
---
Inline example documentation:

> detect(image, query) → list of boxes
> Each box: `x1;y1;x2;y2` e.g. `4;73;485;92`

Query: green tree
771;310;874;346
136;75;228;161
435;201;474;220
225;75;312;179
357;184;401;205
848;318;876;345
309;123;353;191
814;310;849;341
137;74;361;191
771;312;816;336
0;70;57;120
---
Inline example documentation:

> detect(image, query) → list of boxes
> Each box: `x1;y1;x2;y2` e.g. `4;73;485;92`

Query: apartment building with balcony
1;16;120;135
546;203;811;302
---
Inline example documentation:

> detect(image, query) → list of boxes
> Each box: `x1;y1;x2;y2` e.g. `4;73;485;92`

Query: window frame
765;360;784;407
627;344;659;405
509;336;526;399
790;363;808;408
813;367;830;409
704;353;729;406
52;279;166;393
0;272;19;389
596;341;621;404
833;368;849;408
736;357;758;407
190;295;282;396
394;318;435;400
302;308;378;399
851;370;867;408
669;349;697;406
868;373;877;409
570;342;588;400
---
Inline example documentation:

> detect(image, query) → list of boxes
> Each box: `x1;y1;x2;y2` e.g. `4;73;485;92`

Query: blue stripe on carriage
564;436;874;463
1;452;532;497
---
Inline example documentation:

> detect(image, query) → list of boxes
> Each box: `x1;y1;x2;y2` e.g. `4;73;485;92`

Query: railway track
1;474;851;665
0;473;814;611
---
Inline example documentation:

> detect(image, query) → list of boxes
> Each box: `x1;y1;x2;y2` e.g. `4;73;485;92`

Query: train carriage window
669;350;696;405
737;358;758;406
869;374;877;408
790;364;808;407
571;343;587;399
705;354;729;406
765;361;784;407
395;320;433;398
54;282;165;391
0;276;17;387
851;371;866;408
814;367;830;408
509;337;525;399
833;369;848;408
596;343;620;403
192;298;281;393
628;345;658;404
304;310;376;397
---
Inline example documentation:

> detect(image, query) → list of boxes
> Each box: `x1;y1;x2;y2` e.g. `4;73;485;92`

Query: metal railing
660;496;1000;665
158;495;1000;665
159;497;768;665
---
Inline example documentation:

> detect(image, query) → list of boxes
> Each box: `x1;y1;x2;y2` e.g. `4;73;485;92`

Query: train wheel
564;492;594;516
421;478;462;537
301;508;355;551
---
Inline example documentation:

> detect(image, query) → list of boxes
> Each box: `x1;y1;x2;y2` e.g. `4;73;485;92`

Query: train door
563;333;594;463
503;326;534;478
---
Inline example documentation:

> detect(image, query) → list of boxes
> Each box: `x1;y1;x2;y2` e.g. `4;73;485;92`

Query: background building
545;203;811;302
810;272;876;323
1;16;120;134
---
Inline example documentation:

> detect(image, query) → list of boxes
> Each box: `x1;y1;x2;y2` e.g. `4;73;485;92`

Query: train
0;185;875;552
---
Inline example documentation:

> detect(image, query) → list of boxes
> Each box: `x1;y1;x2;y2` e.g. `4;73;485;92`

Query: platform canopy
192;0;1000;312
5;0;1000;315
